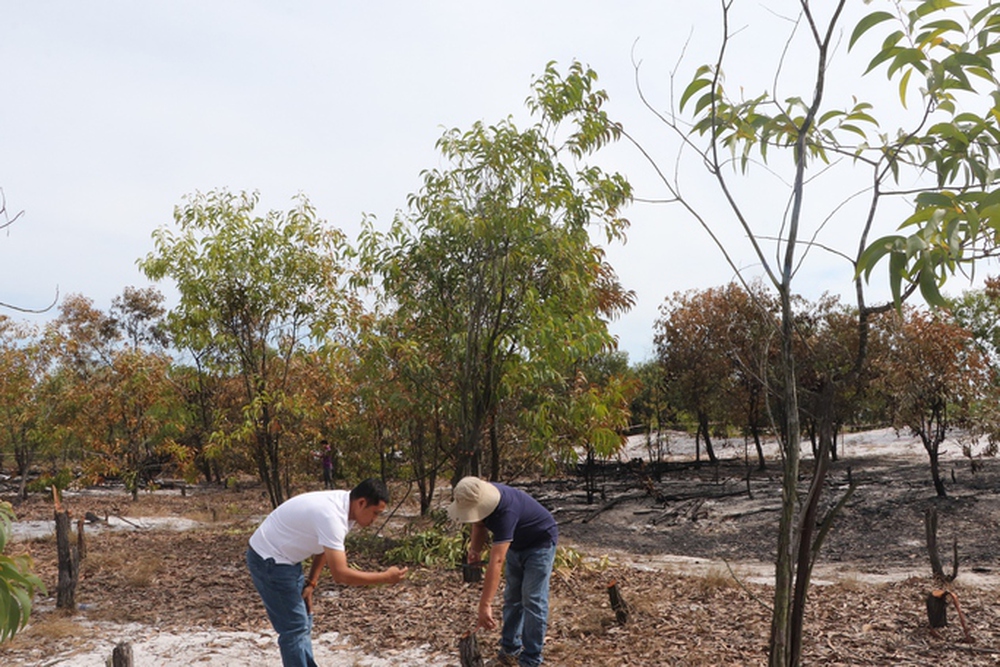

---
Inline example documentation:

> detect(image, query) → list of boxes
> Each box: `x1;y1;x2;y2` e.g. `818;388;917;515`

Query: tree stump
109;641;133;667
607;580;630;625
458;631;483;667
926;589;948;628
55;509;79;610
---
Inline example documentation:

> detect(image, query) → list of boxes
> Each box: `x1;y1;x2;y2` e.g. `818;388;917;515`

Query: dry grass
5;614;87;648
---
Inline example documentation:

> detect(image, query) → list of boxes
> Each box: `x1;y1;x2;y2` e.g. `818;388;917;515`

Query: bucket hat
447;476;501;523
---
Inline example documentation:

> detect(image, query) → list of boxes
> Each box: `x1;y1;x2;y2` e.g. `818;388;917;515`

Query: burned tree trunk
607;580;630;625
110;641;134;667
55;509;79;610
926;589;948;628
458;632;483;667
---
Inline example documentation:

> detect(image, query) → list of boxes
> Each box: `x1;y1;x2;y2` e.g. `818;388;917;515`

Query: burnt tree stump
926;589;948;628
110;640;134;667
608;580;630;625
458;631;483;667
55;509;79;610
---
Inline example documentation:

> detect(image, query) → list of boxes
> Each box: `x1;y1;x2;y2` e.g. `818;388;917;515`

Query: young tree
632;2;1000;663
141;190;357;507
360;62;634;485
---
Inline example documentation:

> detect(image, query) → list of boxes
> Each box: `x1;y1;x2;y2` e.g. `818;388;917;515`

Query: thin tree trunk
769;288;801;667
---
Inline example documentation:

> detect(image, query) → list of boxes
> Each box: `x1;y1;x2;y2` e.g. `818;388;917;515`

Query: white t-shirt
249;490;354;565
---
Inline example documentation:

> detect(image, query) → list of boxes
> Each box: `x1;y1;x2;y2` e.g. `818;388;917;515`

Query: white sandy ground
8;428;995;666
15;622;452;666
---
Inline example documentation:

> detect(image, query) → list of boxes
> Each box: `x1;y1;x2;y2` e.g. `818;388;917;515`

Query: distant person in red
449;476;558;667
246;478;408;667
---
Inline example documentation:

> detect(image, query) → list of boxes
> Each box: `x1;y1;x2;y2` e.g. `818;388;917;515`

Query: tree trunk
698;412;719;465
607;580;630;625
76;517;87;561
489;416;500;482
458;632;483;667
929;446;947;498
769;287;801;667
55;510;79;610
789;378;835;660
110;641;134;667
751;423;766;471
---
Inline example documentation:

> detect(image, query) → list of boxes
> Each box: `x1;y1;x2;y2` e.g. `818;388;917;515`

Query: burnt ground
543;452;1000;576
1;443;1000;665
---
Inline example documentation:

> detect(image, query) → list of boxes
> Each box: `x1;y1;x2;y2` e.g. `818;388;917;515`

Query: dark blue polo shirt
481;483;558;551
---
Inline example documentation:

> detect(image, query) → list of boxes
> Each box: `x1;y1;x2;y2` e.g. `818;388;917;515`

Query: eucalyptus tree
951;277;1000;367
632;1;1000;664
876;307;994;496
628;359;673;462
654;286;735;465
0;317;46;499
141;190;357;507
359;62;634;484
794;295;870;461
44;291;176;500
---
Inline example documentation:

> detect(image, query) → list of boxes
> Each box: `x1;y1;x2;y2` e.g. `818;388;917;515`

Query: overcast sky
2;2;992;362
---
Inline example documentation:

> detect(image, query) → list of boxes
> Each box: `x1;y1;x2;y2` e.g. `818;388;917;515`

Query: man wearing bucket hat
448;476;558;667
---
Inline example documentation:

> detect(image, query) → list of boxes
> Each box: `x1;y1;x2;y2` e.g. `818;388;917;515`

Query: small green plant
0;502;46;643
384;527;467;568
554;545;610;573
26;468;74;495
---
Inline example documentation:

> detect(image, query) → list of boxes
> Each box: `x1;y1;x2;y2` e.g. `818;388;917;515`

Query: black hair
350;478;390;505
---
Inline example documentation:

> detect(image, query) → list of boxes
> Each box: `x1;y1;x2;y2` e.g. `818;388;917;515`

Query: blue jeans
501;541;556;667
246;547;317;667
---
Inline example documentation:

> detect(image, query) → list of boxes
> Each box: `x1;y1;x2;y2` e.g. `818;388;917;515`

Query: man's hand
302;584;314;614
383;565;409;584
477;601;496;630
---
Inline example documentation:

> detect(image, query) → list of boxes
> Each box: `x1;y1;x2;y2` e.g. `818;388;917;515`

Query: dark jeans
246;547;317;667
501;541;556;667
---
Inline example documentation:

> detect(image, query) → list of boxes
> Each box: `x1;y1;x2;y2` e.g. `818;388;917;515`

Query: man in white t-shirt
246;478;408;667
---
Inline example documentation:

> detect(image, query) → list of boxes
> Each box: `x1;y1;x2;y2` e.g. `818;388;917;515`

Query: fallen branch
581;492;648;523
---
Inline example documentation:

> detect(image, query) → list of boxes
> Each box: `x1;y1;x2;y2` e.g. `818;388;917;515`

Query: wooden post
109;641;133;667
55;509;79;610
458;631;483;667
607;580;630;625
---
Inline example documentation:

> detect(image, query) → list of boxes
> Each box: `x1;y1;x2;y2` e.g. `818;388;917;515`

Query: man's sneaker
485;654;519;667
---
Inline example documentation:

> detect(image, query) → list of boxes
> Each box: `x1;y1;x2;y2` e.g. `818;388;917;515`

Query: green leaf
680;77;712;113
899;67;913;107
858;235;904;280
889;251;907;306
919;267;949;307
850;11;896;50
888;48;928;78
